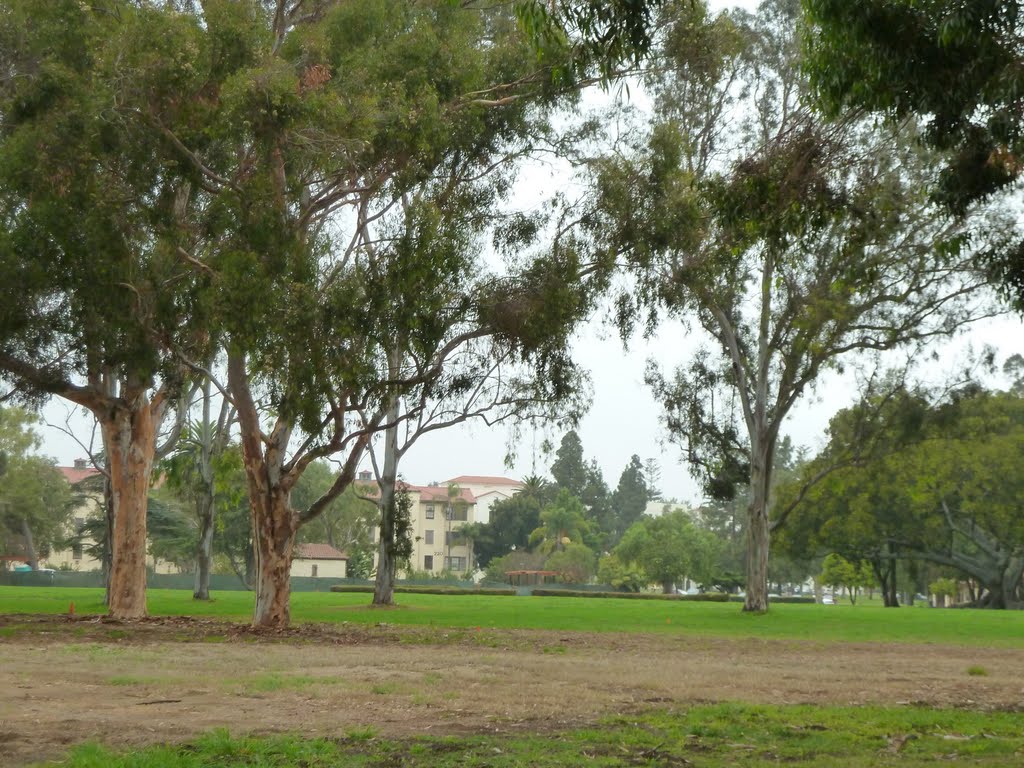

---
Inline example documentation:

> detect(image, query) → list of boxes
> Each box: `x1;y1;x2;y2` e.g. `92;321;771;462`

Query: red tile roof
58;465;103;485
295;543;348;560
406;484;476;503
445;475;522;487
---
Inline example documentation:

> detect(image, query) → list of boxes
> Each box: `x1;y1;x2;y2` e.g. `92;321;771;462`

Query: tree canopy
804;0;1024;306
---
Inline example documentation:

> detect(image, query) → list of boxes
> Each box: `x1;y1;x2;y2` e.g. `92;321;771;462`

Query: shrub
531;589;730;601
329;585;515;596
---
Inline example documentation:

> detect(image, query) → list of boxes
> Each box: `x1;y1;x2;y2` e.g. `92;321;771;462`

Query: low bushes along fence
530;589;731;601
330;585;516;596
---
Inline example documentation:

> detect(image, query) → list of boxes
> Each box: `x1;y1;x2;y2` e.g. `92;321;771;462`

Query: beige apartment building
361;473;522;576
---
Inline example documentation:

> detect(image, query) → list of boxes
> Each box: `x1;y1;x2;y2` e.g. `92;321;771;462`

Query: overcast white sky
34;0;1024;505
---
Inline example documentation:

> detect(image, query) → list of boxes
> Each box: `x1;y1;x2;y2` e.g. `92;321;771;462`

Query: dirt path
1;616;1022;766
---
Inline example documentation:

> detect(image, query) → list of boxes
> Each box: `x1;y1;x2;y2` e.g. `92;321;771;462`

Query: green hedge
330;585;516;596
531;589;731;601
726;595;817;604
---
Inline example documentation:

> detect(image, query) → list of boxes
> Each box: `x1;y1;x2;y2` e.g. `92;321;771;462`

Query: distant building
643;500;694;518
402;483;478;574
362;473;523;576
291;543;348;579
443;475;523;524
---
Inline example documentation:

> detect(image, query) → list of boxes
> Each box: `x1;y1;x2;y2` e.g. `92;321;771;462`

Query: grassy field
39;704;1024;767
2;585;1023;647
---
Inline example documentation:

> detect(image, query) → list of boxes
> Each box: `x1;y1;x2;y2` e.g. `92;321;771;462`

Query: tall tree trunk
872;550;899;607
102;458;114;605
21;518;37;570
229;350;299;629
101;395;158;621
250;486;296;628
193;491;215;600
743;458;771;613
372;385;401;607
193;377;224;601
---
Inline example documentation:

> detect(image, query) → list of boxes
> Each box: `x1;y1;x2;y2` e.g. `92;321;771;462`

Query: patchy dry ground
1;614;1023;766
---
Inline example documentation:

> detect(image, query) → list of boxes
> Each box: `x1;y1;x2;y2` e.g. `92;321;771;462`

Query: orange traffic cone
69;601;75;616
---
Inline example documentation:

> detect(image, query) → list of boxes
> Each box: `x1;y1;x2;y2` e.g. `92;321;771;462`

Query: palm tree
537;489;586;552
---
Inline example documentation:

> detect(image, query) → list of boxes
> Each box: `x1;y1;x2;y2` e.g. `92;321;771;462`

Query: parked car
821;595;835;605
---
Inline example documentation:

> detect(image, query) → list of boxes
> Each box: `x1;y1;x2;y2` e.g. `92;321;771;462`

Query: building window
446;507;468;522
444;556;466;572
72;543;82;561
424;529;434;545
424;555;433;571
445;530;466;546
311;564;318;578
425;505;435;519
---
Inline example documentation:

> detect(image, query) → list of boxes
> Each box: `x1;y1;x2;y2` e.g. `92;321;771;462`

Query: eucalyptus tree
804;0;1024;307
585;0;999;611
169;1;660;628
334;119;596;607
0;2;211;617
2;0;665;626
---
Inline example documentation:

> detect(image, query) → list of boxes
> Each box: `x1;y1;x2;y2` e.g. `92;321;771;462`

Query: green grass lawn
3;585;1023;647
39;704;1024;767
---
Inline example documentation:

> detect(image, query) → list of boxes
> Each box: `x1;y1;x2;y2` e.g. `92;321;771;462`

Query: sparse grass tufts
36;704;1024;767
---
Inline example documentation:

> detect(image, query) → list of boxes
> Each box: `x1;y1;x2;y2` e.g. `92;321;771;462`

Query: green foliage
608;454;650;545
929;578;958;599
550;431;588;496
596;553;647;592
544;542;597;583
587;0;993;609
471;484;549;568
0;407;72;565
0;0;213;404
484;549;547;583
145;494;198;571
615;510;721;591
783;386;1024;607
804;0;1024;306
533;489;589;551
820;553;874;604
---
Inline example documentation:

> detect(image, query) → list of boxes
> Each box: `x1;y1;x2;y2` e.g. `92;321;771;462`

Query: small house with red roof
290;542;349;579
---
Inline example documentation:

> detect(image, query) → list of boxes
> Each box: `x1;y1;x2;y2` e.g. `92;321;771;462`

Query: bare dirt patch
2;614;1023;766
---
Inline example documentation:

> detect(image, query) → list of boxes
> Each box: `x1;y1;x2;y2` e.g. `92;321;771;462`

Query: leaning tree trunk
101;395;158;620
193;490;215;600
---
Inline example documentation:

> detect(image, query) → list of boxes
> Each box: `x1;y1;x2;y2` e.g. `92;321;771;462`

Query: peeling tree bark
228;349;371;629
100;387;162;621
